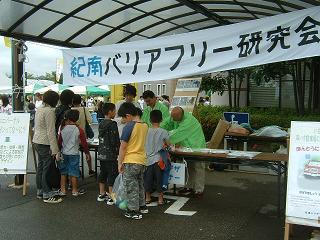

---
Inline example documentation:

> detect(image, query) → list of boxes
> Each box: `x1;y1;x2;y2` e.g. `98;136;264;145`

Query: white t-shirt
35;100;43;109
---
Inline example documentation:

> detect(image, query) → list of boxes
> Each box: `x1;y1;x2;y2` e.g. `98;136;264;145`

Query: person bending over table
161;107;206;197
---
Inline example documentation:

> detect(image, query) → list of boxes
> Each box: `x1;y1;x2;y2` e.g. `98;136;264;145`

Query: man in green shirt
142;90;170;127
161;107;206;197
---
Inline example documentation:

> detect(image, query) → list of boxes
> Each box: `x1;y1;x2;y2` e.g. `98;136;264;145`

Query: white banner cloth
63;6;320;86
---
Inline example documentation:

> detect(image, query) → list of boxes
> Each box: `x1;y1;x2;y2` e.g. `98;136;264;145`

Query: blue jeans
58;154;80;178
35;144;57;198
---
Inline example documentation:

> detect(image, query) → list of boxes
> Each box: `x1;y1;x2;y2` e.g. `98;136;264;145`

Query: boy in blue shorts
117;102;148;220
58;110;91;197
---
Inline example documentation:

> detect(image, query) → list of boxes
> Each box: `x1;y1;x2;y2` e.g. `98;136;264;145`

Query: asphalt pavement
0;125;312;240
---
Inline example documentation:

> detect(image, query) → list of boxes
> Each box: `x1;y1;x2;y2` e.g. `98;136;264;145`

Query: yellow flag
4;37;11;48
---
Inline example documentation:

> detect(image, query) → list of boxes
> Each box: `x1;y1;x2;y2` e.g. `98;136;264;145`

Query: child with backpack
57;109;91;197
144;110;170;205
97;103;120;205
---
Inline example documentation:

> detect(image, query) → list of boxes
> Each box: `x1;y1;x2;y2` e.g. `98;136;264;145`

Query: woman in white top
72;94;92;132
72;94;95;176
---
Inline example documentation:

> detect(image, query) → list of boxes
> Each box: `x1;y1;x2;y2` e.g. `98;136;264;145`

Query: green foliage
200;74;229;96
194;105;320;141
25;71;57;82
250;62;292;85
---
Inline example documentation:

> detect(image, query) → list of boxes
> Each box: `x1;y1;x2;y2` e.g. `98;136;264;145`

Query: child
136;107;143;120
117;102;148;220
97;103;120;204
144;110;169;205
58;110;91;197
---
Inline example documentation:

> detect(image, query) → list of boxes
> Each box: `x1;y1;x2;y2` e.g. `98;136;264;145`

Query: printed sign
0;113;30;174
168;162;185;186
63;7;320;86
286;121;320;221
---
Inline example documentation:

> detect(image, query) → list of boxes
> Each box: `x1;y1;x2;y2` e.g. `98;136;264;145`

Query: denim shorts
58;154;80;178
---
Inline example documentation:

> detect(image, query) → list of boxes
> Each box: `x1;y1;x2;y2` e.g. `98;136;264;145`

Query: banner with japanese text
286;121;320;223
63;6;320;86
0;113;30;175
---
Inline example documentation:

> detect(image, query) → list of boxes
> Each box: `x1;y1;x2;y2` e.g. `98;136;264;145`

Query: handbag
83;107;94;139
46;158;61;189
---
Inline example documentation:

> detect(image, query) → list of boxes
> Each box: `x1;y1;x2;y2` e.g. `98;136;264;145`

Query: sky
0;36;63;87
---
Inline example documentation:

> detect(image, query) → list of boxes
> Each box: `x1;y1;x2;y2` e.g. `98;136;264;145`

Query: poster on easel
171;77;201;113
286;121;320;227
0;113;30;175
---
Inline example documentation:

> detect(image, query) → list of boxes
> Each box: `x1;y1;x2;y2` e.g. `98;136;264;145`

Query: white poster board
171;78;201;113
286;121;320;223
168;163;186;186
0;113;30;175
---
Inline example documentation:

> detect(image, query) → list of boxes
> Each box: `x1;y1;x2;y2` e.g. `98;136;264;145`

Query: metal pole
11;39;25;186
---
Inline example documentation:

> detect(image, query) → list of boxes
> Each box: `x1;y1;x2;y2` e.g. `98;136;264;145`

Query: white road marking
164;195;197;216
150;193;197;216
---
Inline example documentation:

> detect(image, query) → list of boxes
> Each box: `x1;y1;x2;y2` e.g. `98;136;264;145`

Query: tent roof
0;0;319;48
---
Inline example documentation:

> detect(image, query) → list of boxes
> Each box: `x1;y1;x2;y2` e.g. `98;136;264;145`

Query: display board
286;121;320;224
171;78;201;113
0;113;30;174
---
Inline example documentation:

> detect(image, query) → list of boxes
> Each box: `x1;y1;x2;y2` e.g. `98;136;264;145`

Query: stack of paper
227;151;260;159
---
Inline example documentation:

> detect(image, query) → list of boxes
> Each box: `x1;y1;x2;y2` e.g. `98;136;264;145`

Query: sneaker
43;196;63;204
139;205;149;214
72;189;86;197
124;210;142;220
88;170;96;177
36;194;43;200
106;198;115;206
57;189;67;197
97;194;108;202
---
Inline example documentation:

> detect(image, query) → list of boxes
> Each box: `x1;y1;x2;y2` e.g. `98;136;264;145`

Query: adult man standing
142;90;169;127
161;107;206;197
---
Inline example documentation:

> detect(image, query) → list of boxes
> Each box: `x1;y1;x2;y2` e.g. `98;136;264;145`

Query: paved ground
0;168;312;240
0;125;312;240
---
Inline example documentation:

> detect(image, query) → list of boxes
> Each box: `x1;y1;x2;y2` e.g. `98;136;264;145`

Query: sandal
158;199;169;206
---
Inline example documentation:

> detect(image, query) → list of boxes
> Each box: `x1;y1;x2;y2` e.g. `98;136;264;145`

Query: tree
38;71;56;82
200;74;228;96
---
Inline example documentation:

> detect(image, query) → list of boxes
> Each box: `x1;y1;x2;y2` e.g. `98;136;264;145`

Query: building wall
137;79;178;100
110;83;139;104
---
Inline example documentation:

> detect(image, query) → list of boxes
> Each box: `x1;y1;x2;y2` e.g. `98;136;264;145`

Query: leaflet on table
227;151;261;159
177;147;229;154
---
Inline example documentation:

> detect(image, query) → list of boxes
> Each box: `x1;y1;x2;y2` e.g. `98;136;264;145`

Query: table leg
277;161;281;217
284;222;290;240
81;151;84;180
95;150;98;180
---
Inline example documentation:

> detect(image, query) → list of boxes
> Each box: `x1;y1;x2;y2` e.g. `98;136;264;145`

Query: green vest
142;101;170;127
161;112;206;149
